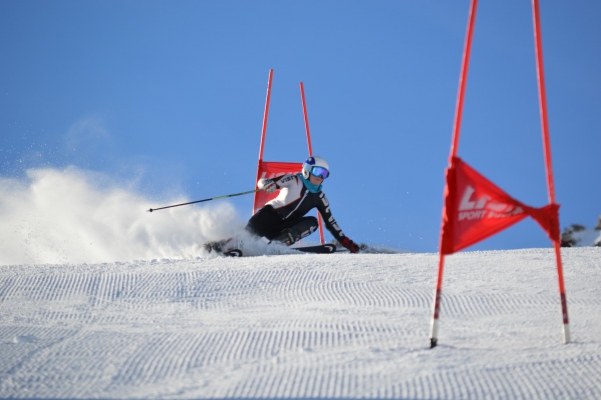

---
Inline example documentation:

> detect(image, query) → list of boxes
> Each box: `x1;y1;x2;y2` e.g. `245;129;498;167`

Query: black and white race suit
245;173;347;242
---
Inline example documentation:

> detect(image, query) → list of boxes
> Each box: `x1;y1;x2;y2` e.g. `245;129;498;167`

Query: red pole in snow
532;0;570;344
300;82;325;245
254;69;274;214
430;0;479;349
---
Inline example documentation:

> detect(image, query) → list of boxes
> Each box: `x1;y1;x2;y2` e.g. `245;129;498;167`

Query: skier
204;156;360;255
247;156;360;253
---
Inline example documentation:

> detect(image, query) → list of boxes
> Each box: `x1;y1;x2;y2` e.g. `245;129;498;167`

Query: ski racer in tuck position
205;156;360;254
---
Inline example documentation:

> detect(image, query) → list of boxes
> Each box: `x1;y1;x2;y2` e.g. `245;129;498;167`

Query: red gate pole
254;69;274;214
300;82;314;155
300;82;326;245
430;0;479;348
449;0;478;163
532;0;570;343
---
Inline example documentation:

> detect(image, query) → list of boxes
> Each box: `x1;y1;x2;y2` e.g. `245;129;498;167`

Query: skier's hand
340;237;360;253
259;179;277;194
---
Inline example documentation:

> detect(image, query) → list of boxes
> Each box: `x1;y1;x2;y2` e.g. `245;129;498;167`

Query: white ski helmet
302;156;330;179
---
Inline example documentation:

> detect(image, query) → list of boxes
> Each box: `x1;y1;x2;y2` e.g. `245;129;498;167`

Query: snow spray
0;167;245;265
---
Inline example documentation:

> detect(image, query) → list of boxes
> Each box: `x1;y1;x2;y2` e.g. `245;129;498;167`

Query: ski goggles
311;166;330;179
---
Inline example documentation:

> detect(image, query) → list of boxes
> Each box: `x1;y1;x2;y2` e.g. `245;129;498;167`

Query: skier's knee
293;217;318;240
304;216;318;229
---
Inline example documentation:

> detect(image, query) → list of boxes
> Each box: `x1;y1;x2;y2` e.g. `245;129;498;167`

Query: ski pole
147;189;258;212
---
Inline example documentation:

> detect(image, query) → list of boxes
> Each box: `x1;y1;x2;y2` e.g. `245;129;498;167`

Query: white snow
0;167;245;265
1;247;600;399
2;167;600;398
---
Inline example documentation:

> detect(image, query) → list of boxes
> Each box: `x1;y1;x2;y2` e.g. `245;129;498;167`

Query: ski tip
324;244;336;253
294;244;337;254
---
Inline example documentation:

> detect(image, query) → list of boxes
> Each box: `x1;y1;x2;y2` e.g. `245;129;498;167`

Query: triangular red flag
440;157;559;255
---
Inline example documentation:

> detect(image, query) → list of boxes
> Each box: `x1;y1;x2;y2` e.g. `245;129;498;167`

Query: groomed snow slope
1;247;600;399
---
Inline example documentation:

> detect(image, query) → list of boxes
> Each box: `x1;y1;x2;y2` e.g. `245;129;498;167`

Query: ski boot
203;238;243;257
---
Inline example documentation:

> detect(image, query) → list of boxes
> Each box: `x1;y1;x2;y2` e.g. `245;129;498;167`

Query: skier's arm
316;193;360;253
258;174;298;193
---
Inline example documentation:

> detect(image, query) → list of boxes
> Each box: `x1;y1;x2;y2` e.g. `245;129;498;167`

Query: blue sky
1;1;599;253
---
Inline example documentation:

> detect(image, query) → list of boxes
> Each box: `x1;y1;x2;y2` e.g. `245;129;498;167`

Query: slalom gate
253;69;326;244
429;0;570;348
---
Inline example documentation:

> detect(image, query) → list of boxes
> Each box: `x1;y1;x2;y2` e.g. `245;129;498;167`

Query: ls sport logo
458;185;524;221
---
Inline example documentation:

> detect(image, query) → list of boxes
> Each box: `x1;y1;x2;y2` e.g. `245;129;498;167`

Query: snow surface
1;247;600;399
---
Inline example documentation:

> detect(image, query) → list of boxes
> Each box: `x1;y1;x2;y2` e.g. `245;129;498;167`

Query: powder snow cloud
0;167;245;265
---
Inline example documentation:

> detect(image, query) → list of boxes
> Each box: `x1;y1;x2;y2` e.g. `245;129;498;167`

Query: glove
259;178;277;194
340;237;360;253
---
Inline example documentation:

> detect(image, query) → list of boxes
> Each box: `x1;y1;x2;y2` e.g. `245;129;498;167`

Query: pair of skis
221;244;337;258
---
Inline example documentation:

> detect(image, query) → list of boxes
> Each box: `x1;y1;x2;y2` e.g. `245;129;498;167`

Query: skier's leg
245;205;285;238
270;216;318;245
